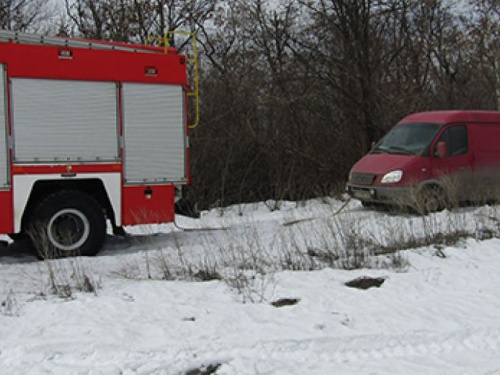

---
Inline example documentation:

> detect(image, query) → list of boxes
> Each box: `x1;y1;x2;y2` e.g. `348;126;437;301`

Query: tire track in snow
216;327;500;366
7;329;500;374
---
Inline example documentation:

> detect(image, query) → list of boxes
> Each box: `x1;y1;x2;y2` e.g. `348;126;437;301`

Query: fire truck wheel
28;190;106;258
7;232;26;241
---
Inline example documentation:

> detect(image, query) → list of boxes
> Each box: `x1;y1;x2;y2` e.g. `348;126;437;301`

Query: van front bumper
346;184;415;207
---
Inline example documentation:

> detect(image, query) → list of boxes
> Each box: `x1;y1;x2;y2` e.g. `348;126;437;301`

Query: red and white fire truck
0;30;196;257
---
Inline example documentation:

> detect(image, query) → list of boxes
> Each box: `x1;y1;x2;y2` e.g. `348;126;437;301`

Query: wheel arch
13;174;121;234
416;179;443;193
413;179;446;203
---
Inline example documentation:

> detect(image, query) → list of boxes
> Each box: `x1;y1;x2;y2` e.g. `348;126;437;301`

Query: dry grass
23;190;500;303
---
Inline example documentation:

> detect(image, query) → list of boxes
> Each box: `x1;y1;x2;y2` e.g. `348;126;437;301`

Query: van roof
400;110;500;124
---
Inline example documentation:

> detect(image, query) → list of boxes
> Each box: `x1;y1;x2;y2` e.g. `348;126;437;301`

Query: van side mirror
437;141;447;158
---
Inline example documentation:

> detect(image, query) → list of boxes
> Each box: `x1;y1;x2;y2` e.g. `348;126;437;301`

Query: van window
436;125;468;157
372;122;441;156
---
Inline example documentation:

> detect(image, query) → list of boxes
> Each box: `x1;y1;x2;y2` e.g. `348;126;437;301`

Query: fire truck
0;30;197;257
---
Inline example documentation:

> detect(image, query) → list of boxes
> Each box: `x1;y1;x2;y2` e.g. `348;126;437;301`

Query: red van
346;111;500;212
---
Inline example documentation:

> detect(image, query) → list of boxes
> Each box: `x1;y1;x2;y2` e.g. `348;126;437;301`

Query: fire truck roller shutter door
122;83;186;183
11;79;119;162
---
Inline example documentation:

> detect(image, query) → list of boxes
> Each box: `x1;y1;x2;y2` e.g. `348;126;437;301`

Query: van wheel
27;190;106;258
418;186;446;214
361;201;376;209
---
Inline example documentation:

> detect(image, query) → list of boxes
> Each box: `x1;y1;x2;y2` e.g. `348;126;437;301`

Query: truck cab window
436;125;468;157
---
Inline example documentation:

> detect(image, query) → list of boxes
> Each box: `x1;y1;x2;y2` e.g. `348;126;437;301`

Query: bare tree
467;0;500;109
65;0;217;46
116;0;219;45
0;0;52;32
65;0;145;42
296;1;421;151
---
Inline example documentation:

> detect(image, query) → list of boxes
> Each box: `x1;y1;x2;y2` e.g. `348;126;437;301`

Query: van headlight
381;170;403;184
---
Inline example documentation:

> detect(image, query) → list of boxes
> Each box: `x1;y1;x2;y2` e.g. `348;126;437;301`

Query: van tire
418;186;446;214
361;201;376;209
361;201;389;211
27;190;106;258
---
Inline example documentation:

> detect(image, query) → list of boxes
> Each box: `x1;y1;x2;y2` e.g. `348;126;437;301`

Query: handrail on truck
147;31;200;129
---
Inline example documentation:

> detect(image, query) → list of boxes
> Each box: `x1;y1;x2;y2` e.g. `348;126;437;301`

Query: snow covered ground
1;199;500;374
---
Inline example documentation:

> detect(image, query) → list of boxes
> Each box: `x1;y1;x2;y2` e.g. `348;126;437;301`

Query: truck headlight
381;170;403;184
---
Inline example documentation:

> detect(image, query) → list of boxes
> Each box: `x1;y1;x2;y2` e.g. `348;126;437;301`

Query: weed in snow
22;198;500;304
1;289;21;317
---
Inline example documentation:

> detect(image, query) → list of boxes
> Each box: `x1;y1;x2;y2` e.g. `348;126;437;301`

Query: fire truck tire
27;190;106;258
7;232;26;241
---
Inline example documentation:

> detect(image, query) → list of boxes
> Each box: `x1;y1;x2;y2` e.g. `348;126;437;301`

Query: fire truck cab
0;30;192;257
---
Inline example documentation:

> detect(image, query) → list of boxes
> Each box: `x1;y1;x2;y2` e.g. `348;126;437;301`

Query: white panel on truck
0;65;8;188
123;83;186;183
12;79;119;162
